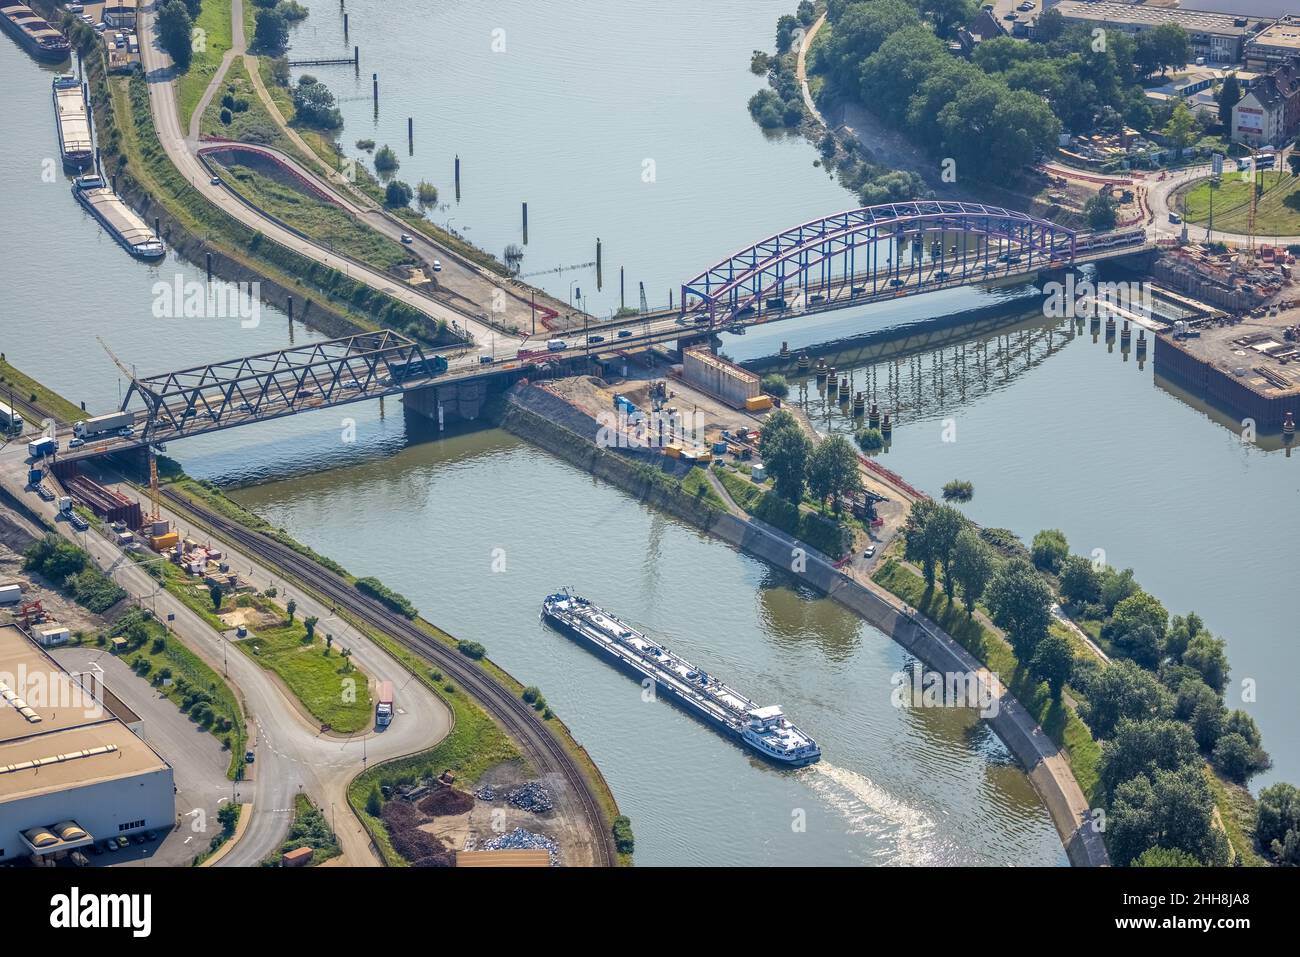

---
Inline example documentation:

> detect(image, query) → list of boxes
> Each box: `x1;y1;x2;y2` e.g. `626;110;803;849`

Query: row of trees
814;2;1060;182
759;410;864;513
900;511;1291;864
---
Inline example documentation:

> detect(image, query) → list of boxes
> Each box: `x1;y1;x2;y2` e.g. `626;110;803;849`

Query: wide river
0;0;1293;865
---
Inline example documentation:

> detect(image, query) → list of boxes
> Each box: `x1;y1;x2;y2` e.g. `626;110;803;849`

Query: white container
0;584;22;605
39;627;71;646
751;464;767;482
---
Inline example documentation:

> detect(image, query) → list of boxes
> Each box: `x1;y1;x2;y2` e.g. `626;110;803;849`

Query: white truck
73;410;135;439
376;680;394;728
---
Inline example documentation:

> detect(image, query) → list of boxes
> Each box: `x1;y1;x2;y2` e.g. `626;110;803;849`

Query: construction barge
52;74;92;171
0;2;69;61
542;591;821;767
72;174;165;261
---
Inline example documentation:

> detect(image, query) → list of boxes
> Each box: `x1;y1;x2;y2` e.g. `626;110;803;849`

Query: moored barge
0;2;70;61
73;175;165;261
53;74;92;170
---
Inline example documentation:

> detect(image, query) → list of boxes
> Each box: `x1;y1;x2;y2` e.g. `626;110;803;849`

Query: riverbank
499;379;1106;865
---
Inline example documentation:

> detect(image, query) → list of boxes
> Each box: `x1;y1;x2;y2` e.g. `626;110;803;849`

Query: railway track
160;488;617;868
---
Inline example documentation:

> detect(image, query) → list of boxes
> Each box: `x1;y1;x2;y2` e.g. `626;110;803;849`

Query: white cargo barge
52;74;92;170
542;591;821;766
72;175;164;260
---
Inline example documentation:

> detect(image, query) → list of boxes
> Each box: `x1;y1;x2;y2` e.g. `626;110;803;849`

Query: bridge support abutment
402;380;489;429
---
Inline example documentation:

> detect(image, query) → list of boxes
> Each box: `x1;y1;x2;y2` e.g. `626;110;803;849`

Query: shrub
612;816;635;854
457;640;486;660
760;374;789;397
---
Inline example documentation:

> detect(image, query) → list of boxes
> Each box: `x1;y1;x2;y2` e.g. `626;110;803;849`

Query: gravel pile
482;827;559;865
473;784;497;801
507;782;553;813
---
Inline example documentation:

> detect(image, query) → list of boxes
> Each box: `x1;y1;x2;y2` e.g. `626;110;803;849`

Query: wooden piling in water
372;73;378;114
596;238;602;291
408;117;413;155
454;155;461;200
522;202;528;244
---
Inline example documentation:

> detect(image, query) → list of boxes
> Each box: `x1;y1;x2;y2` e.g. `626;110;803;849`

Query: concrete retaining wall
501;382;1109;867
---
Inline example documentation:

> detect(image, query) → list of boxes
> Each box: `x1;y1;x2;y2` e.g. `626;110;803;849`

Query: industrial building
1244;17;1300;72
0;624;173;863
682;348;761;409
102;0;137;29
1047;2;1263;64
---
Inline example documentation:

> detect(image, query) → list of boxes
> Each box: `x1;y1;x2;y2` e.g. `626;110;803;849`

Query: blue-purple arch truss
681;201;1077;325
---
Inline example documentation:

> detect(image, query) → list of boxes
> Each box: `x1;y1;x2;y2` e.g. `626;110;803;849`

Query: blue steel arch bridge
677;201;1147;328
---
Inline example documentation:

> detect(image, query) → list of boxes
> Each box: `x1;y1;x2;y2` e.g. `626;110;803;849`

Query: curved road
135;0;512;347
0;443;450;867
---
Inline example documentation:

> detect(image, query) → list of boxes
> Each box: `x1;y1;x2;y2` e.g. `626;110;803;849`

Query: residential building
1231;60;1300;148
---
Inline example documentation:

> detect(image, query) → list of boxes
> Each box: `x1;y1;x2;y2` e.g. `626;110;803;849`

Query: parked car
245;750;255;764
115;836;129;848
864;545;877;559
431;260;442;272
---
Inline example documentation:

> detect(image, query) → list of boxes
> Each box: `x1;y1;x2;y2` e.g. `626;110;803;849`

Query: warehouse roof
1052;2;1263;37
0;624;168;803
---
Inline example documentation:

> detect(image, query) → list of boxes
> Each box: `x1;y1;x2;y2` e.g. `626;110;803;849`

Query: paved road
134;0;506;347
0;444;451;867
1145;148;1300;247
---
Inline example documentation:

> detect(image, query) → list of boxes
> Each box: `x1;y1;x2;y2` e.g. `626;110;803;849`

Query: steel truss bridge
100;332;444;452
678;201;1147;327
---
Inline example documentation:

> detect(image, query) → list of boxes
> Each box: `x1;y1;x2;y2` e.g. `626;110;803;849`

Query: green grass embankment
0;358;85;424
176;0;235;128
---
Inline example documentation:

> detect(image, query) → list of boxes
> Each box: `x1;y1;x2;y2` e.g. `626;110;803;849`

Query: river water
1;0;1293;865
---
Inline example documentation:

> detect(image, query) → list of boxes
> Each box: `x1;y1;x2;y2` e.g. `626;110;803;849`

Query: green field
177;0;235;128
200;57;292;151
1182;170;1300;237
214;158;416;272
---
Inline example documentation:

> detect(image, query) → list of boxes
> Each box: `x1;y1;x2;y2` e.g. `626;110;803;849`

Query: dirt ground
412;759;584;864
0;511;106;637
218;604;280;632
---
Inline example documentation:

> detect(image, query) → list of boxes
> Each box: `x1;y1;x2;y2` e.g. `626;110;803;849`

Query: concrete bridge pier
402;380;489;429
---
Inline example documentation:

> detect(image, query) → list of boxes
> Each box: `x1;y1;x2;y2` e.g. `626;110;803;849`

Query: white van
546;338;568;351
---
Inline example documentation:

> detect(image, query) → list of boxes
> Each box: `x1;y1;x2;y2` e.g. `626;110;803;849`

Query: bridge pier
402;380;489;429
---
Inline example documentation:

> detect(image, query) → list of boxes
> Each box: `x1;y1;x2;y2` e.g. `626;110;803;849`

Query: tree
1183;631;1229;694
921;0;977;39
1079;660;1172;739
1099;566;1138;614
1188;695;1225;751
775;14;800;54
365;785;382;816
903;499;940;587
1150;23;1190;75
253;8;289;55
1162;100;1198;155
292;76;342;128
941;479;973;502
985;558;1053;661
1035;8;1064;43
286;598;297;624
759;410;811;503
417;181;439;206
926;505;967;601
1031;632;1074;699
855;427;885;453
1059;555;1101;606
208;582;223;612
1083;192;1118;232
1099;718;1200;799
1256;783;1300;866
1216;74;1241;129
373;144;400;174
157;0;193;70
760;374;789;398
385;180;413;208
1211;733;1255;783
1105;592;1168;667
304;615;319;641
1030;528;1068;573
1108;765;1227;867
1133;846;1202;867
806;436;862;513
950;528;994;614
1165;612;1204;661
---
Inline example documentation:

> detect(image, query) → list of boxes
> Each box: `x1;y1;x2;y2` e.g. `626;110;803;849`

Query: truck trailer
376;680;394;728
27;436;57;458
73;410;135;438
